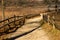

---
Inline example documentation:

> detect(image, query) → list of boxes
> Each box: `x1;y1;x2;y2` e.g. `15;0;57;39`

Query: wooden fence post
14;15;16;27
7;17;11;29
19;16;25;27
19;16;22;26
52;16;55;29
48;15;50;25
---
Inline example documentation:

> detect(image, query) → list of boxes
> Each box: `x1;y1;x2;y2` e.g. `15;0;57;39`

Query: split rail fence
0;14;40;36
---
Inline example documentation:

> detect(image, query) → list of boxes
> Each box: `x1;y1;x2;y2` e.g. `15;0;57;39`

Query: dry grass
42;23;60;40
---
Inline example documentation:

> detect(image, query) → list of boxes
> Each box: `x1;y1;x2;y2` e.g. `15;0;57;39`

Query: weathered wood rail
0;15;25;36
0;14;40;36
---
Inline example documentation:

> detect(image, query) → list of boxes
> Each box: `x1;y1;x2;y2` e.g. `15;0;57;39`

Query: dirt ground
0;5;60;40
0;15;60;40
0;6;48;20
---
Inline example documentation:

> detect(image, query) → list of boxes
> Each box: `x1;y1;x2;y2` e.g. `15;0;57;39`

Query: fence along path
0;15;25;36
0;14;40;36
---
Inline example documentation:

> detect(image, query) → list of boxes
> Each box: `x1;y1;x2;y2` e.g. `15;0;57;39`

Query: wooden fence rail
0;14;41;36
0;15;25;36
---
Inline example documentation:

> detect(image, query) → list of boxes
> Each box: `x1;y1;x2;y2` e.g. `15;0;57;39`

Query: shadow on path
4;22;44;40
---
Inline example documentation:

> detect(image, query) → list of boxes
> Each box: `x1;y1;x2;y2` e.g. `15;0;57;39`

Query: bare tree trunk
2;0;5;20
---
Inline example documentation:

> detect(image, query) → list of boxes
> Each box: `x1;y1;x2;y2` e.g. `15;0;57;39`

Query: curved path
0;15;57;40
15;24;51;40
